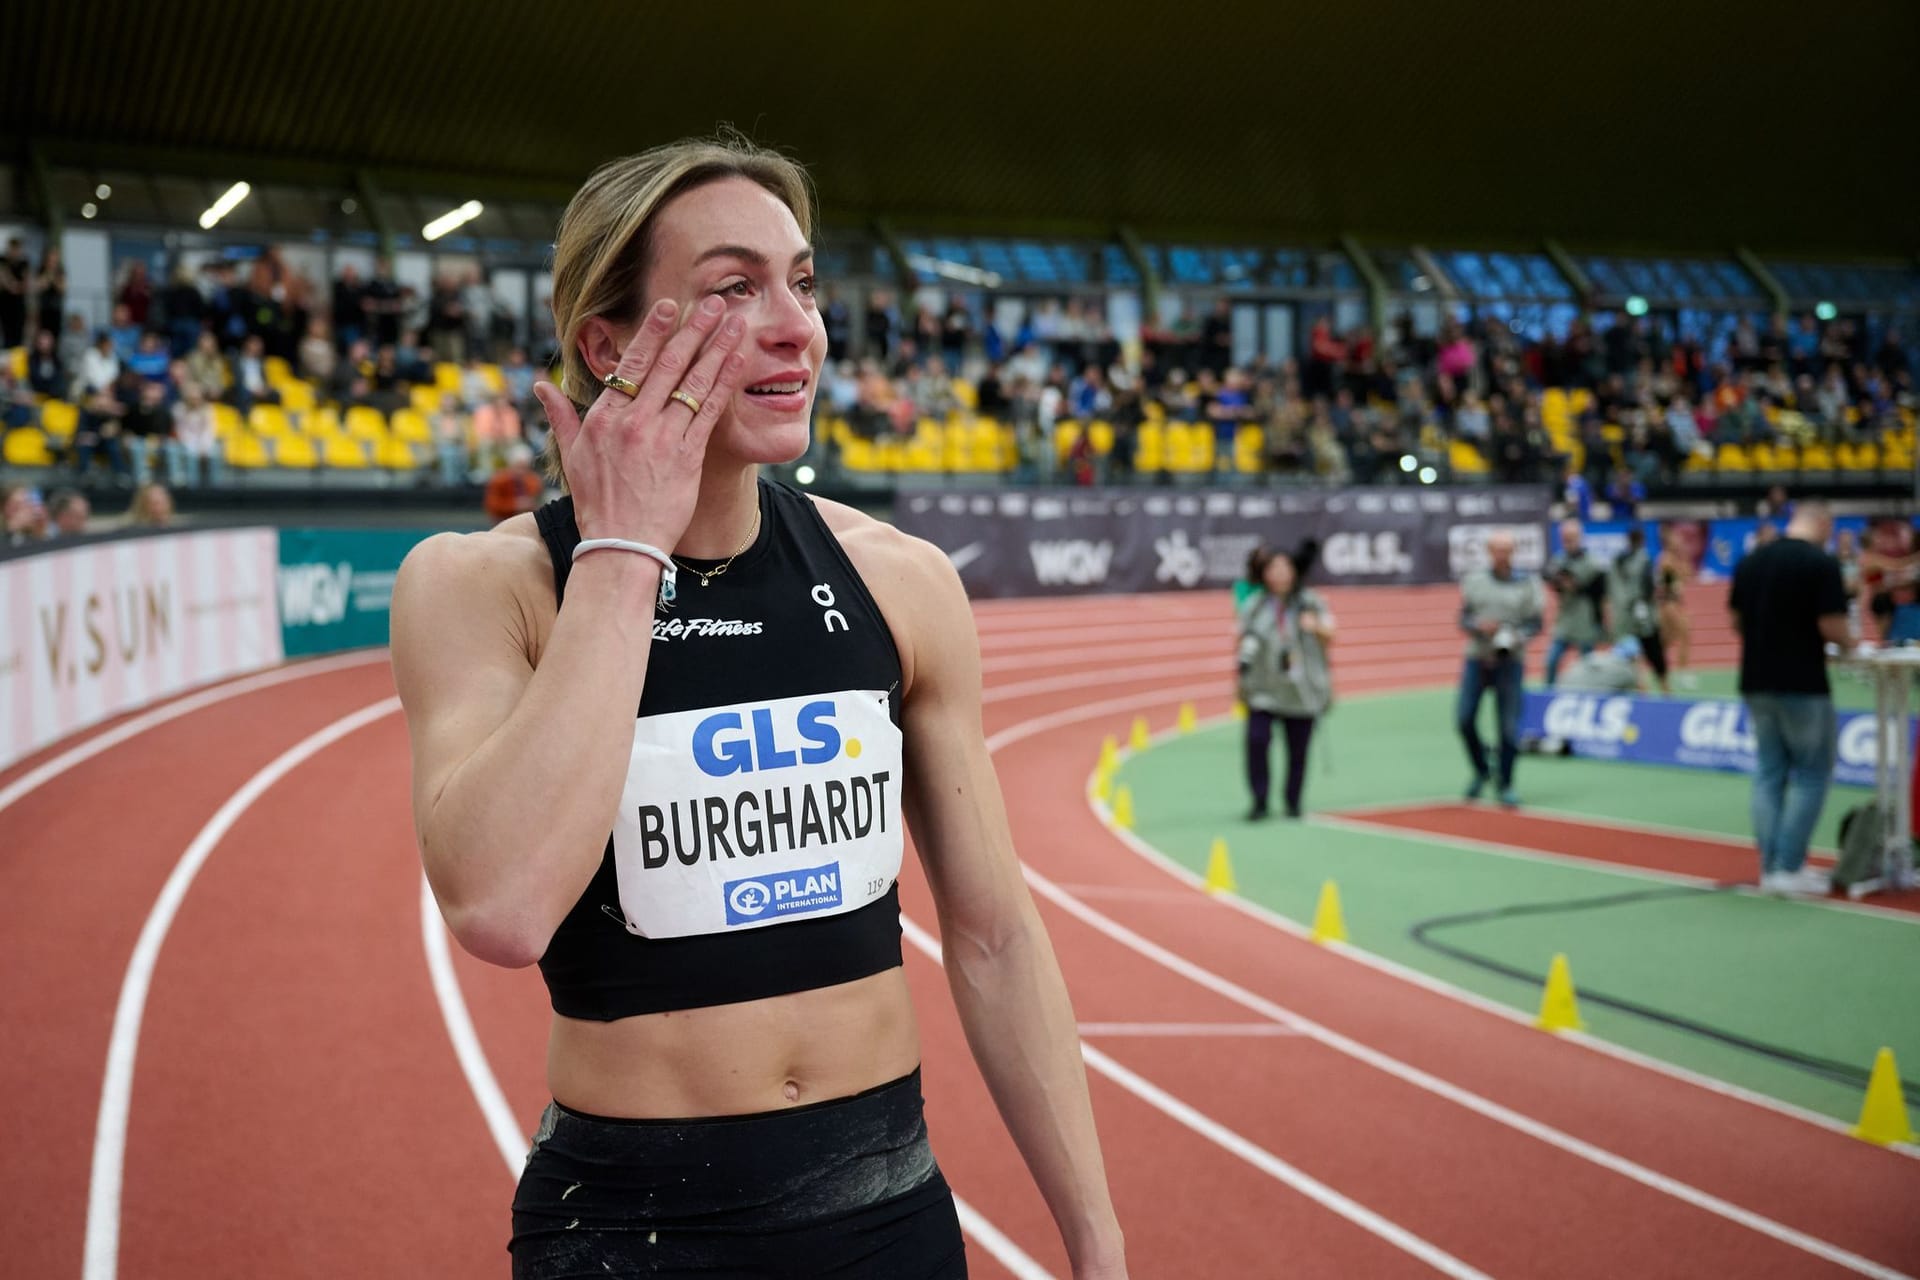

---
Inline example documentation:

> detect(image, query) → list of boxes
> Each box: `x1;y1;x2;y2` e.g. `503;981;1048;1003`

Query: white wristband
572;538;678;608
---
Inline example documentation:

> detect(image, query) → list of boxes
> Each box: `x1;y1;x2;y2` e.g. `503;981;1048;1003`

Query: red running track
2;585;1915;1278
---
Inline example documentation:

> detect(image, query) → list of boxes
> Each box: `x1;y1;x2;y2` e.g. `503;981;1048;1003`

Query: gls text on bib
608;689;902;938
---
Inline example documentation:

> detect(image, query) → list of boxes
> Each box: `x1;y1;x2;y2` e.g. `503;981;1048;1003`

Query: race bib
607;689;903;938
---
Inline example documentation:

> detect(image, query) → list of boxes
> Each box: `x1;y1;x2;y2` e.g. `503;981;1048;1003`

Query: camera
1491;625;1518;658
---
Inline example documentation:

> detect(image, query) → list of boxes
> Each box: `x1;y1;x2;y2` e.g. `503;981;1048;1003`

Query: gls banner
1519;690;1904;787
897;486;1553;598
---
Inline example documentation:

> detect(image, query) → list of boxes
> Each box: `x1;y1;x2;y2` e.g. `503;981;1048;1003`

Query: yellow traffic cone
1310;880;1347;944
1535;954;1585;1033
1112;785;1134;830
1204;838;1237;894
1098;735;1119;776
1178;702;1198;734
1129;716;1150;751
1852;1047;1917;1146
1093;767;1113;803
1231;700;1247;720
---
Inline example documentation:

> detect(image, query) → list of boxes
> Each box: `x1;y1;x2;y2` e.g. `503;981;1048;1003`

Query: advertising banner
893;486;1554;598
1519;689;1900;787
277;528;435;656
0;528;283;770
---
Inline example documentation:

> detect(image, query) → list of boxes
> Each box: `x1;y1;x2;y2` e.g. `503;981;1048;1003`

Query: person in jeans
1543;518;1607;685
1458;530;1545;806
1730;502;1851;895
1236;539;1334;820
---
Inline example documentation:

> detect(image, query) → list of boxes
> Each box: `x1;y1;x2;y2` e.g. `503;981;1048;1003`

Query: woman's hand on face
532;295;751;548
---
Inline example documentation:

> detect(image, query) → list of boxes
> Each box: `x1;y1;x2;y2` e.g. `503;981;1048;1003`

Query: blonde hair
544;134;815;484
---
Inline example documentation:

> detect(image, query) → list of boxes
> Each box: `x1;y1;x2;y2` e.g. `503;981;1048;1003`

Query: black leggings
511;1070;966;1279
1639;629;1669;680
1246;711;1317;815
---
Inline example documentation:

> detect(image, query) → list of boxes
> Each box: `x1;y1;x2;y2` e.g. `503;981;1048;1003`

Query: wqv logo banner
896;485;1553;598
1520;691;1907;787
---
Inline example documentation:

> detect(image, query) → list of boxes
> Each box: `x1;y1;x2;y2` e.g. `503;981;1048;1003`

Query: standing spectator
1236;541;1335;820
428;273;467;363
26;328;63;397
483;441;543;524
160;264;205;356
1543;519;1608;685
299;316;337;385
45;489;90;538
332;264;367;351
1730;502;1850;895
0;238;29;348
462;267;495;360
1304;315;1343;397
365;257;404;349
167;380;222;487
33;247;65;337
1457;530;1544;806
1200;298;1234;375
118;261;154;327
1609;527;1669;693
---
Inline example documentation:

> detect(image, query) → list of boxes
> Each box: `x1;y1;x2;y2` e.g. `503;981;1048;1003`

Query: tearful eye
794;275;817;297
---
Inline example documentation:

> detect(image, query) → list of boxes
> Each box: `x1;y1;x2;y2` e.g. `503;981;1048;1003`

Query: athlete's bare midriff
483;499;925;1119
548;969;921;1117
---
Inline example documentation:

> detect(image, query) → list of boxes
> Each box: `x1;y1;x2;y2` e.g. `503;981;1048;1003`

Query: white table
1838;646;1920;898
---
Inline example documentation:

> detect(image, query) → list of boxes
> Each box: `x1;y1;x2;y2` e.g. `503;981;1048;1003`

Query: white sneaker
1758;871;1794;895
1786;866;1833;896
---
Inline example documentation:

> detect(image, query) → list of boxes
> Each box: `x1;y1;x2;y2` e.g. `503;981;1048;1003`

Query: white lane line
994;703;1915;1277
0;649;389;819
1076;1022;1304;1038
899;917;1493;1280
418;881;1056;1280
83;696;401;1280
1311;812;1722;889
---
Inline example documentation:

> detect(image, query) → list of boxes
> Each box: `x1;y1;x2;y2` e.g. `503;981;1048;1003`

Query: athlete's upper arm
390;532;538;842
891;538;1034;949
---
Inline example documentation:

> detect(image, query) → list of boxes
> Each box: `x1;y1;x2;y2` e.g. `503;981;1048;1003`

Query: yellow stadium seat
950;378;977;412
275;435;318;468
1235;425;1265;473
390;408;432;444
1568;388;1594;416
263;355;294;386
840;438;875;471
1088;422;1115;456
1450;439;1489;475
249;404;292;436
1716;443;1751;472
1054;421;1083;464
434;362;463;392
375;437;418;469
323;435;369;468
307;406;343;439
7;348;25;381
40;399;78;441
3;427;55;466
1684;449;1714;472
1800;443;1834;471
1135;421;1164;471
479;363;506;394
903;439;939;472
224;433;269;468
278;380;316;413
344;406;387;441
211;403;243;438
410;384;444;417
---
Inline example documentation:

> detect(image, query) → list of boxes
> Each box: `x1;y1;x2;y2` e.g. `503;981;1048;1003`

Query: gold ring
668;389;702;414
601;372;640;398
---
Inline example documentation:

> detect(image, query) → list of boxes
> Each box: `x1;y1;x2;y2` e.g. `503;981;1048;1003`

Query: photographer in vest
1236;540;1335;820
1457;530;1545;806
1543;518;1608;686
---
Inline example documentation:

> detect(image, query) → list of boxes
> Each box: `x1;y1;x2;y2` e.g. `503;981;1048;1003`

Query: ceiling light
1399;454;1417;473
1814;301;1837;322
903;253;1003;290
1624;295;1649;317
95;183;112;200
199;181;252;230
423;199;484;242
1418;466;1438;484
341;197;358;215
81;202;98;219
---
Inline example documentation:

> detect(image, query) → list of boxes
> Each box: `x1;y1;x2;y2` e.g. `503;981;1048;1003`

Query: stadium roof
5;0;1916;257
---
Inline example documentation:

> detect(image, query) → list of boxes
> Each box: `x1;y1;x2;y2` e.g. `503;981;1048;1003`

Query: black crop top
532;479;906;1019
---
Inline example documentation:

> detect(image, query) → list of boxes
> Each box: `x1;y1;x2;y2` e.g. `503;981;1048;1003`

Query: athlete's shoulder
806;492;960;599
393;513;554;646
398;512;550;591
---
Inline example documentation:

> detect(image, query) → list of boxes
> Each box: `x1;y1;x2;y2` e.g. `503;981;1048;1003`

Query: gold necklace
675;505;761;587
